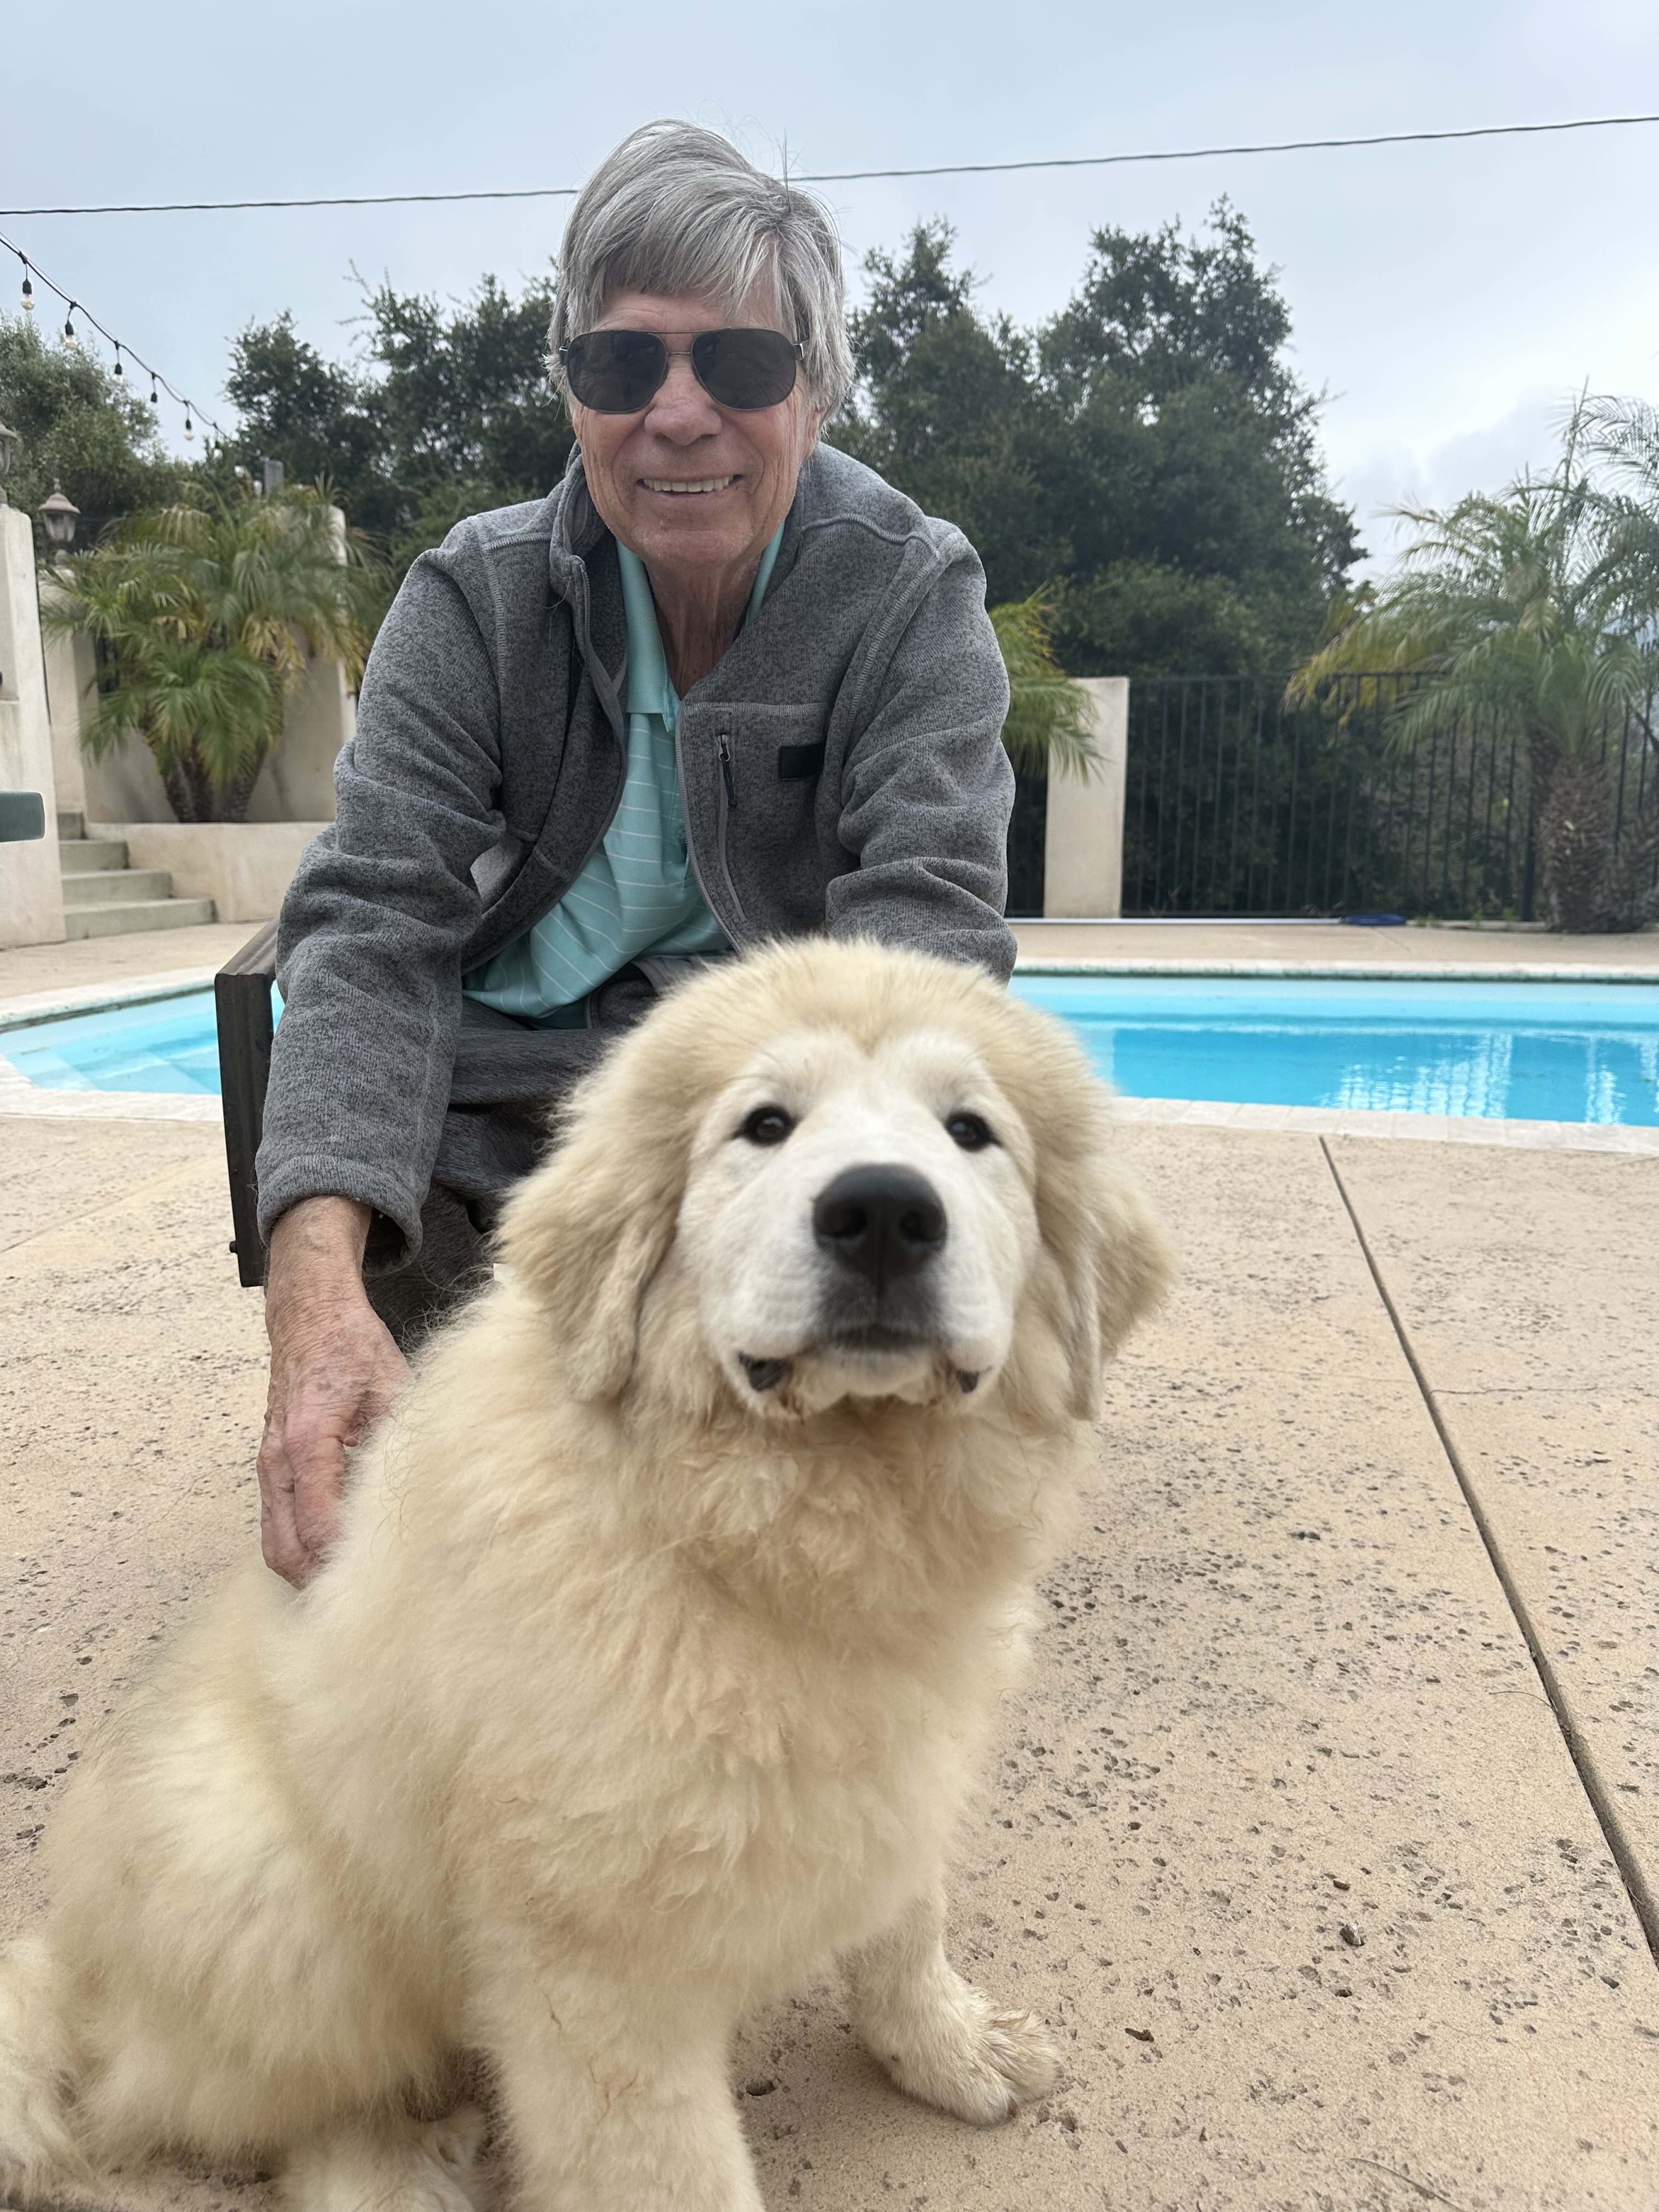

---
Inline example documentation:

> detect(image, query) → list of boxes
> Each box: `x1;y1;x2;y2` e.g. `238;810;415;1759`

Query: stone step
60;837;130;875
56;809;86;841
60;866;174;907
62;896;218;940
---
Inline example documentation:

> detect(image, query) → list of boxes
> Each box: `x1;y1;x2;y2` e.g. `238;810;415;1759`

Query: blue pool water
3;976;1658;1127
1011;976;1659;1126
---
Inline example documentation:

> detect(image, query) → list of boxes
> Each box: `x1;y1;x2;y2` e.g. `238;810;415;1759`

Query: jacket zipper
675;720;750;944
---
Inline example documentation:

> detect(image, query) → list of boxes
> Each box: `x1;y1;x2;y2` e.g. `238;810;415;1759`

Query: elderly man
255;121;1015;1585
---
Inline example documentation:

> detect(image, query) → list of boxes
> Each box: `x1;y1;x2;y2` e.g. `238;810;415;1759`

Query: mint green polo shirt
463;526;782;1024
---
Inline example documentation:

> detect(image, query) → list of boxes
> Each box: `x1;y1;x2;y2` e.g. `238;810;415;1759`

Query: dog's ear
496;1055;687;1403
1034;1094;1175;1422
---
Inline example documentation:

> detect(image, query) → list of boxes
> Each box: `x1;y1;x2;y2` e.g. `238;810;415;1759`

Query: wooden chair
215;919;279;1288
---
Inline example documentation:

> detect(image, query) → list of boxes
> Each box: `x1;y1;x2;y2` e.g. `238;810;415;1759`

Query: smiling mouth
640;475;740;495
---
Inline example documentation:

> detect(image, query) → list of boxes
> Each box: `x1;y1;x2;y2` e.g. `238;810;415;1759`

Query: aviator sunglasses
561;326;805;414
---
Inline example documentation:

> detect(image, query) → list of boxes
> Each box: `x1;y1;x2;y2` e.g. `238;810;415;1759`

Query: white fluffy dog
0;939;1170;2212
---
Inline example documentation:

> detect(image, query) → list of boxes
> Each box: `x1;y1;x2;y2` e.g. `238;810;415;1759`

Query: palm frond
990;588;1100;779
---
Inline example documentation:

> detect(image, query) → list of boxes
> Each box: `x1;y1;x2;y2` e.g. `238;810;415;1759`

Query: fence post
0;503;66;948
1043;676;1128;917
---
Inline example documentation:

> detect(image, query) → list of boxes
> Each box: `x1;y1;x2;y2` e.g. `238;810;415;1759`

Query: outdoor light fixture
0;420;16;505
38;481;80;552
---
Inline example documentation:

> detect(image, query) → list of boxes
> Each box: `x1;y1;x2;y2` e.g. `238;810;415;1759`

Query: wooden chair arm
215;918;279;1289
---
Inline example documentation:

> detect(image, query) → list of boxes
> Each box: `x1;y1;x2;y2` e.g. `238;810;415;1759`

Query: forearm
266;1196;374;1313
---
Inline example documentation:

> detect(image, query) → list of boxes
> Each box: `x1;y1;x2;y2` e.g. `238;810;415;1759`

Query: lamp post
38;481;79;557
0;420;16;505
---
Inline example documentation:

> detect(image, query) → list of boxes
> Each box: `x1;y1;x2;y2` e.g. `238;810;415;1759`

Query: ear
496;1063;686;1403
1038;1105;1175;1421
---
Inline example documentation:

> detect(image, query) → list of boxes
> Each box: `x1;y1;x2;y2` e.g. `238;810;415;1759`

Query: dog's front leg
841;1886;1059;2126
482;1970;762;2212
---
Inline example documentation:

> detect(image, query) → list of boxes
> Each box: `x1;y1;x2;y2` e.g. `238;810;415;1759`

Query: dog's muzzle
738;1164;978;1399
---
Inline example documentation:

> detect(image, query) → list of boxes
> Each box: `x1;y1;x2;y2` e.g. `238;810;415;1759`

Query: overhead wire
0;110;1655;218
3;108;1653;458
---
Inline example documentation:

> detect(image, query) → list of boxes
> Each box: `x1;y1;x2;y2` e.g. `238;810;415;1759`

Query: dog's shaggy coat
0;941;1170;2212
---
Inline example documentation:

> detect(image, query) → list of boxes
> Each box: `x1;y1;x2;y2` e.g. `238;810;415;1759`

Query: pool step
57;827;219;938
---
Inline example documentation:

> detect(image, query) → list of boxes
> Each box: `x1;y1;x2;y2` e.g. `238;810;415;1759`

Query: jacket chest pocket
712;708;837;922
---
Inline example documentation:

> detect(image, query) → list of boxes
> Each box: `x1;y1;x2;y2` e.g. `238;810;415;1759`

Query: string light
0;229;226;443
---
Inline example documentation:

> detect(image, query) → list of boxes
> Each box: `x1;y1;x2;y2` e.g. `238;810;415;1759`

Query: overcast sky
6;0;1656;569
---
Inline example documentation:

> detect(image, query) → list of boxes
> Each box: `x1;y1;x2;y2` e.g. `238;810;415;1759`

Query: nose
644;350;723;441
812;1165;947;1288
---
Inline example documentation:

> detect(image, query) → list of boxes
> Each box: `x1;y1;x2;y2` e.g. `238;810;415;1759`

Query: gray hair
549;121;853;416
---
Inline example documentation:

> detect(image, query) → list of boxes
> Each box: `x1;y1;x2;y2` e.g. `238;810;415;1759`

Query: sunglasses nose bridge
644;345;725;430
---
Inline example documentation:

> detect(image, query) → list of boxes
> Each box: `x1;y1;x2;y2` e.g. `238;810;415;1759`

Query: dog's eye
739;1104;795;1147
945;1112;995;1153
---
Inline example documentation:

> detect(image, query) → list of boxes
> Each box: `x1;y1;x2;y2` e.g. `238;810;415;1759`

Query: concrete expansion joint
1317;1134;1659;1973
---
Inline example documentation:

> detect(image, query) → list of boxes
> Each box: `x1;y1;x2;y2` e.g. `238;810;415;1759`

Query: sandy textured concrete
1012;921;1659;971
0;920;253;1002
1326;1139;1659;1941
3;1117;1657;2209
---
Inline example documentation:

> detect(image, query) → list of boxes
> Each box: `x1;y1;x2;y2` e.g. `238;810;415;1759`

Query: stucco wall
0;505;65;948
86;820;330;923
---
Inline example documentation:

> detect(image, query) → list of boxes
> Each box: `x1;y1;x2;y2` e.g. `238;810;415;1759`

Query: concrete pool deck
3;923;1658;2207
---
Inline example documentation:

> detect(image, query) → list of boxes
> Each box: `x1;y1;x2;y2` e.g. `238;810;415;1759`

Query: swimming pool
3;975;1658;1127
1012;975;1659;1127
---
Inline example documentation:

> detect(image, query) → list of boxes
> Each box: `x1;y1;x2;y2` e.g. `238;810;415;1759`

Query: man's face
569;289;822;591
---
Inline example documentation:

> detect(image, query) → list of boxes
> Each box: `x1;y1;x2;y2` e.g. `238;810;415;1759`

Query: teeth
642;476;738;494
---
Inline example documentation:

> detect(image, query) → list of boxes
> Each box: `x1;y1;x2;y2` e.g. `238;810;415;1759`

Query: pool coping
1015;959;1659;983
0;966;221;1034
3;960;1658;1151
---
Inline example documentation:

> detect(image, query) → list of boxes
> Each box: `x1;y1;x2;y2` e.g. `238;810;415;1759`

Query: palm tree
990;588;1099;778
44;485;386;824
1291;407;1659;932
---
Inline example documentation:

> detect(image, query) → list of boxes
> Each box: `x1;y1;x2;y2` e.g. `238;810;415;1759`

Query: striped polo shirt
462;525;782;1024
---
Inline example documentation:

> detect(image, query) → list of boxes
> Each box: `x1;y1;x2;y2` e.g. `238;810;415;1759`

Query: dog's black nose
812;1165;947;1287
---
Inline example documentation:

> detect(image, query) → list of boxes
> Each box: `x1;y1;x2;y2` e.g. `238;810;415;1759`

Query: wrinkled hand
258;1196;410;1587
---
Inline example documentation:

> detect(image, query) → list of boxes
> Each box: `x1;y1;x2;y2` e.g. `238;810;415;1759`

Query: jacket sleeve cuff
255;1156;428;1272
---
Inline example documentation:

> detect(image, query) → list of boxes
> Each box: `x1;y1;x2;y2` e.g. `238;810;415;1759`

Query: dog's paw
281;2106;488;2212
866;1979;1060;2127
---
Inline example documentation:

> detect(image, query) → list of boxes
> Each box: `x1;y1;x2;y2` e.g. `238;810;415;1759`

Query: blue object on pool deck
3;976;1658;1128
1009;976;1659;1127
1342;912;1406;926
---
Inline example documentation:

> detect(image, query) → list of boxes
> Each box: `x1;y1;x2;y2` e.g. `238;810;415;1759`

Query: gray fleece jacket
257;441;1015;1261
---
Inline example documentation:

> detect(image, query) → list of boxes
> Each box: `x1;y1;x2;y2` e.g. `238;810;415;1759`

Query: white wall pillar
0;503;66;948
245;503;354;825
1043;676;1128;918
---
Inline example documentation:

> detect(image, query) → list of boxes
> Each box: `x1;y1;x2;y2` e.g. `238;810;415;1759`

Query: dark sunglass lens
566;330;668;413
692;328;800;409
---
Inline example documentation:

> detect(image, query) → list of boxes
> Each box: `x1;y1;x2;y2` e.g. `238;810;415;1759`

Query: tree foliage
832;206;1360;678
225;276;574;578
44;486;386;823
0;315;190;542
1293;403;1659;932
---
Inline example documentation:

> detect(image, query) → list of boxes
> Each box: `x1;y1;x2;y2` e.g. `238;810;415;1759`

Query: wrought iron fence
1112;672;1655;919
